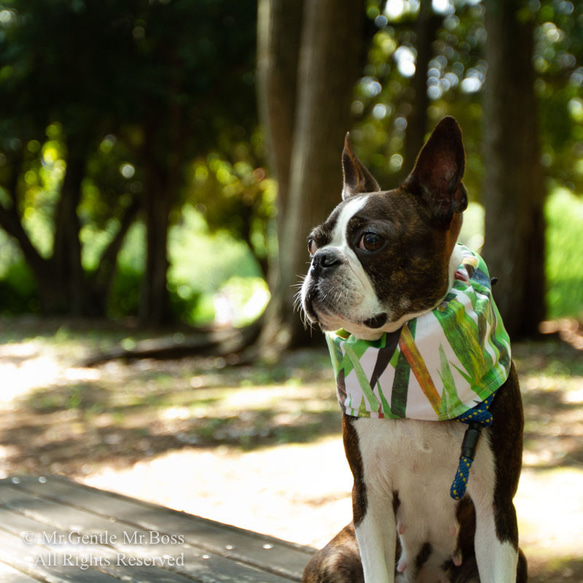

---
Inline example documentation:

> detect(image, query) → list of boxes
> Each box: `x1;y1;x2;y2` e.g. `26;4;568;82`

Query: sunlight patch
517;468;583;558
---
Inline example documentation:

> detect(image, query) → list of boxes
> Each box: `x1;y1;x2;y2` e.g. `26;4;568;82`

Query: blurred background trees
0;0;259;324
257;0;366;350
0;0;582;346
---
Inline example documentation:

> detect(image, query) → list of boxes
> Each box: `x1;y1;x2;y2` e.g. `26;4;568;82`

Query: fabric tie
326;244;511;422
450;393;495;500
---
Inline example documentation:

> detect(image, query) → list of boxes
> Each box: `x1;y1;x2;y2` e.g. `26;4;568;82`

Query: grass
545;188;583;319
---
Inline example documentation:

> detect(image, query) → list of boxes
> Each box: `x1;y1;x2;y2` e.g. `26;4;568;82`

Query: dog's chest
353;418;494;577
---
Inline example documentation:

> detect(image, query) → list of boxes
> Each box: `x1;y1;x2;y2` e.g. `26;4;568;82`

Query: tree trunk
47;138;87;314
256;0;304;353
482;0;546;337
283;0;365;347
256;0;366;354
140;157;173;326
257;0;304;221
403;0;441;175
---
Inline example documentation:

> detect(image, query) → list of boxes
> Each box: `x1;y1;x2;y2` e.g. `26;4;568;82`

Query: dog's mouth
303;292;387;332
361;313;388;329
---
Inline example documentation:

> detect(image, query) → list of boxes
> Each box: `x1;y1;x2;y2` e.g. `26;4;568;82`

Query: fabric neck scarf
326;244;511;422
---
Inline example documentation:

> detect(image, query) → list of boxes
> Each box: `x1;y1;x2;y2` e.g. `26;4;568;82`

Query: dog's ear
342;133;381;200
403;116;468;225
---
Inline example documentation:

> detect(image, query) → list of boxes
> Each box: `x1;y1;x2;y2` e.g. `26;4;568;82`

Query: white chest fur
353;417;497;582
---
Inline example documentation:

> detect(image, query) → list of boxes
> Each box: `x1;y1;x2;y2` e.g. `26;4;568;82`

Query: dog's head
300;116;468;340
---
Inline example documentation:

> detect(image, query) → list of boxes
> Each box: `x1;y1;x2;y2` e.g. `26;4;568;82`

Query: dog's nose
311;249;341;275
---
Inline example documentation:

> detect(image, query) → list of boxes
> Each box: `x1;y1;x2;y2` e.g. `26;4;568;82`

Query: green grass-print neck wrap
326;244;511;422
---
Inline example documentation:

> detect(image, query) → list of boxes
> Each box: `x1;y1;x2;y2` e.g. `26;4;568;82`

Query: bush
107;265;142;319
0;261;40;314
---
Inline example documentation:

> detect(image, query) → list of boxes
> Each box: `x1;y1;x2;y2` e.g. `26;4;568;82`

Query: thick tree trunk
256;0;304;353
257;0;304;220
256;0;365;354
482;0;546;337
282;0;365;347
140;159;173;326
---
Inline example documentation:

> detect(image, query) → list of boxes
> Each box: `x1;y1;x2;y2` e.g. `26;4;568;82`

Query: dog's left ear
404;116;468;225
342;133;381;200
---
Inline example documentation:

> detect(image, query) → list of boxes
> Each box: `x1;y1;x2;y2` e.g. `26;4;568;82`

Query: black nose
311;249;341;276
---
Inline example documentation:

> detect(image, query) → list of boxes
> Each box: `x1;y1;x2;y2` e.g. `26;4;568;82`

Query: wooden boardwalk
0;476;315;582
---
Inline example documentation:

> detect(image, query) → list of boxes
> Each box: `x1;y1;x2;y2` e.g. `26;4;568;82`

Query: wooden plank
0;477;308;583
0;488;296;583
7;476;313;581
0;505;196;583
0;522;120;583
0;560;43;583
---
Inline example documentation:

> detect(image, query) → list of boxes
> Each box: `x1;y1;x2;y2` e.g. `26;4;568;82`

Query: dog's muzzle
302;250;388;330
301;250;342;325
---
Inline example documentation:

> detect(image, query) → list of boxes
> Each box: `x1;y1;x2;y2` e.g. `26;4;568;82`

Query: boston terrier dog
300;118;527;583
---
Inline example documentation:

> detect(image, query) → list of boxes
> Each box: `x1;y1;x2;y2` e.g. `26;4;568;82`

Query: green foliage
0;259;38;314
167;205;266;326
182;131;276;274
534;1;583;190
107;265;142;320
0;227;21;275
0;0;581;326
545;188;583;318
0;0;260;319
353;1;488;193
353;0;583;195
217;276;270;327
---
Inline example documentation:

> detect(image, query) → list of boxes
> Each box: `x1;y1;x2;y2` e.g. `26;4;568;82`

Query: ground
1;317;582;582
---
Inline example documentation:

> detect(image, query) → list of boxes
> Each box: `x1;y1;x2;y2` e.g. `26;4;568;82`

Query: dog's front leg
354;491;397;583
470;369;526;583
343;415;396;583
469;429;522;579
469;440;520;582
472;494;519;582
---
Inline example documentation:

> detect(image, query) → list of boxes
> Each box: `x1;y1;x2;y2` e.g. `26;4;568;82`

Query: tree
126;0;258;324
401;0;443;175
0;1;140;315
0;0;258;322
481;0;546;337
257;0;366;352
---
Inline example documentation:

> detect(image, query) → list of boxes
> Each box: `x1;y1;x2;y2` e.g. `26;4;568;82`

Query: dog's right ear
342;133;381;200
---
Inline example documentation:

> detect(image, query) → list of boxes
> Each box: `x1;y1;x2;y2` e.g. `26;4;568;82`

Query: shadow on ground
0;332;341;475
1;320;583;582
528;557;583;582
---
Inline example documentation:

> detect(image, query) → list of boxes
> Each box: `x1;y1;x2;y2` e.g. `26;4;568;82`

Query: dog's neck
348;243;465;341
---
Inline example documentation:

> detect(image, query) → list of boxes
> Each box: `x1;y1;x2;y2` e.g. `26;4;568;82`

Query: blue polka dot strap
450;393;495;501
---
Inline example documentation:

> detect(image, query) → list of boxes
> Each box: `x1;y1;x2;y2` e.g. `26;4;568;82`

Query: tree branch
0;203;47;274
0;151;47;275
92;193;142;292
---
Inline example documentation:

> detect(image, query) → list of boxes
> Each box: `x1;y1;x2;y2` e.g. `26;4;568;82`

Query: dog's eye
307;238;318;257
358;232;384;252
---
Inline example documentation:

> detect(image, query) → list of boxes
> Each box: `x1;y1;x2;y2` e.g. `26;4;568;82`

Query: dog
300;117;527;583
